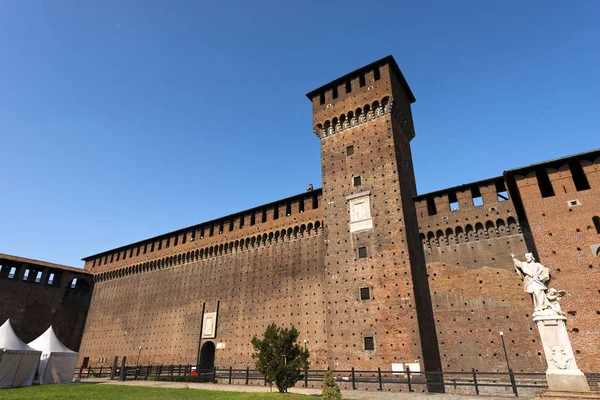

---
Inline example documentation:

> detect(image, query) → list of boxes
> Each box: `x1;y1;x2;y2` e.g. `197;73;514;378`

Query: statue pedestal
534;312;590;393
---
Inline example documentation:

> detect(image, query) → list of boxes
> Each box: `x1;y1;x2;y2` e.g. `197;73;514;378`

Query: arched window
593;216;600;234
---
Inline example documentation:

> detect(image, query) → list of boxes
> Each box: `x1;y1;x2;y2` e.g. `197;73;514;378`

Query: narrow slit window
239;216;244;229
593;216;600;234
116;252;120;261
569;160;590;191
353;176;362;187
191;230;196;241
358;246;368;258
71;278;78;289
319;92;325;105
364;336;375;351
345;81;352;93
47;272;54;285
209;225;214;236
182;232;186;244
360;287;371;300
536;169;555;198
229;220;234;232
274;206;279;220
8;267;16;279
262;209;267;223
219;221;224;234
136;247;140;256
332;86;338;99
250;213;255;226
35;271;42;283
346;145;354;156
174;235;178;246
426;197;437;216
110;254;114;263
359;73;366;87
471;186;483;207
286;202;292;216
299;199;305;213
158;240;162;250
312;194;319;209
448;192;460;211
22;269;29;281
373;67;380;81
143;244;147;254
150;243;155;252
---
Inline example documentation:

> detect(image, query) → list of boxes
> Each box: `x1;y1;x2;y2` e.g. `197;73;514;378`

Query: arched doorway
199;341;215;371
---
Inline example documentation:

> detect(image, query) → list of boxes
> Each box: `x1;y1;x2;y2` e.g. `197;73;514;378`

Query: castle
76;55;600;375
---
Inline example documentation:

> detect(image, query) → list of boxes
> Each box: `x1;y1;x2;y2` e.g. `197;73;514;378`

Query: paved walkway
82;378;526;399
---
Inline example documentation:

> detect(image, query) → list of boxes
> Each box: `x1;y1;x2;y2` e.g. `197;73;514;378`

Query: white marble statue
510;252;551;312
545;288;570;316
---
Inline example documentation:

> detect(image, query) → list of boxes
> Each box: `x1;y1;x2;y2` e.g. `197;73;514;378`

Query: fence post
508;368;519;397
87;366;92;378
157;364;162;380
99;365;103;377
229;366;233;384
377;367;383;391
119;356;127;382
110;356;119;380
406;367;413;392
245;367;250;385
213;366;217;382
471;368;479;395
351;367;356;390
145;365;151;381
169;364;174;381
304;367;308;387
134;365;139;380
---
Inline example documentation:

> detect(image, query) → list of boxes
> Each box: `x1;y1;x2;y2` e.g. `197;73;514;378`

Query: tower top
305;55;415;104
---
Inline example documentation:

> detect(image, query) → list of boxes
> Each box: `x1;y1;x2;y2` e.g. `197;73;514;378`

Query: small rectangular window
332;86;338;99
136;247;140;256
312;194;319;209
359;73;366;87
358;246;368;258
174;235;179;245
536;169;555;198
353;176;362;187
116;252;120;261
471;186;483;207
286;202;291;216
360;287;371;300
158;240;162;250
209;225;214;236
364;336;375;351
239;216;244;228
299;199;305;213
250;213;255;226
110;254;114;263
23;269;30;281
345;81;352;93
448;192;459;211
569;160;590;191
274;206;279;220
35;271;42;283
219;221;224;234
191;230;196;241
495;180;509;202
8;267;16;279
373;67;380;81
182;233;186;244
47;272;54;285
262;209;267;223
319;92;325;105
346;145;354;156
426;197;437;216
150;243;155;252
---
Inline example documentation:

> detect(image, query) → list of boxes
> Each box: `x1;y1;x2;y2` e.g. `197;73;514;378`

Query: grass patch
0;383;315;399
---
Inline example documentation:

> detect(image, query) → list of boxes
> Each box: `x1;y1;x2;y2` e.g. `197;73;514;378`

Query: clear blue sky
1;1;598;268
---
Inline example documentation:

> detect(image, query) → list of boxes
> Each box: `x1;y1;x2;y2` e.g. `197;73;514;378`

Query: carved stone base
546;369;591;392
534;390;600;399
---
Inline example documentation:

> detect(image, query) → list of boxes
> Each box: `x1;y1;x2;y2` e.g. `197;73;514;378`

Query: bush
251;323;309;393
322;369;341;400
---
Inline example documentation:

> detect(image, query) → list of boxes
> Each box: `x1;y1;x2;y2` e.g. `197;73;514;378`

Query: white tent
0;319;41;389
28;326;78;384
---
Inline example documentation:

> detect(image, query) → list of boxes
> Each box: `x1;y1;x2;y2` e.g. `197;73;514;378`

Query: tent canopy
0;320;37;351
28;326;75;354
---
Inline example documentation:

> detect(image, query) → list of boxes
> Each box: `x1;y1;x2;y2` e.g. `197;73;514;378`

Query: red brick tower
306;56;442;379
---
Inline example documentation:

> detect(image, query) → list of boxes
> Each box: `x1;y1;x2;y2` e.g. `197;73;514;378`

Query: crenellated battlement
83;189;323;273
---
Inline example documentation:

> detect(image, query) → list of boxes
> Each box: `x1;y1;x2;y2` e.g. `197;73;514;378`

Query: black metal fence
75;364;548;397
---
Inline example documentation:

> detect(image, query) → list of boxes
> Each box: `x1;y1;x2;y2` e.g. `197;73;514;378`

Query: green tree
251;323;309;393
322;369;342;400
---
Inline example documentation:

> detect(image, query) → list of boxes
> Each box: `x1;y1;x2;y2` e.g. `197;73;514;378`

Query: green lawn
0;383;315;399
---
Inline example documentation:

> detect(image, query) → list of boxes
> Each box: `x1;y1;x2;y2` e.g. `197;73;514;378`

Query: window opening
47;273;55;285
250;213;255;226
71;278;78;289
158;240;162;250
274;206;279;220
358;246;368;258
229;220;234;232
426;197;437;216
182;233;186;244
8;267;16;279
360;287;371;300
345;81;352;93
332;86;338;99
319;92;325;105
219;221;224;234
209;225;214;236
35;271;42;283
569;160;590;191
110;254;114;263
136;247;140;256
22;269;29;281
150;243;154;252
143;244;147;254
239;216;244;228
373;67;380;81
471;186;483;207
536;169;555;198
174;235;179;246
286;202;291;216
495;180;509;201
353;176;362;187
262;209;267;223
191;230;196;241
346;145;354;156
116;252;120;261
364;336;375;351
312;194;318;209
359;73;366;87
593;216;600;234
299;199;305;213
448;192;460;211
